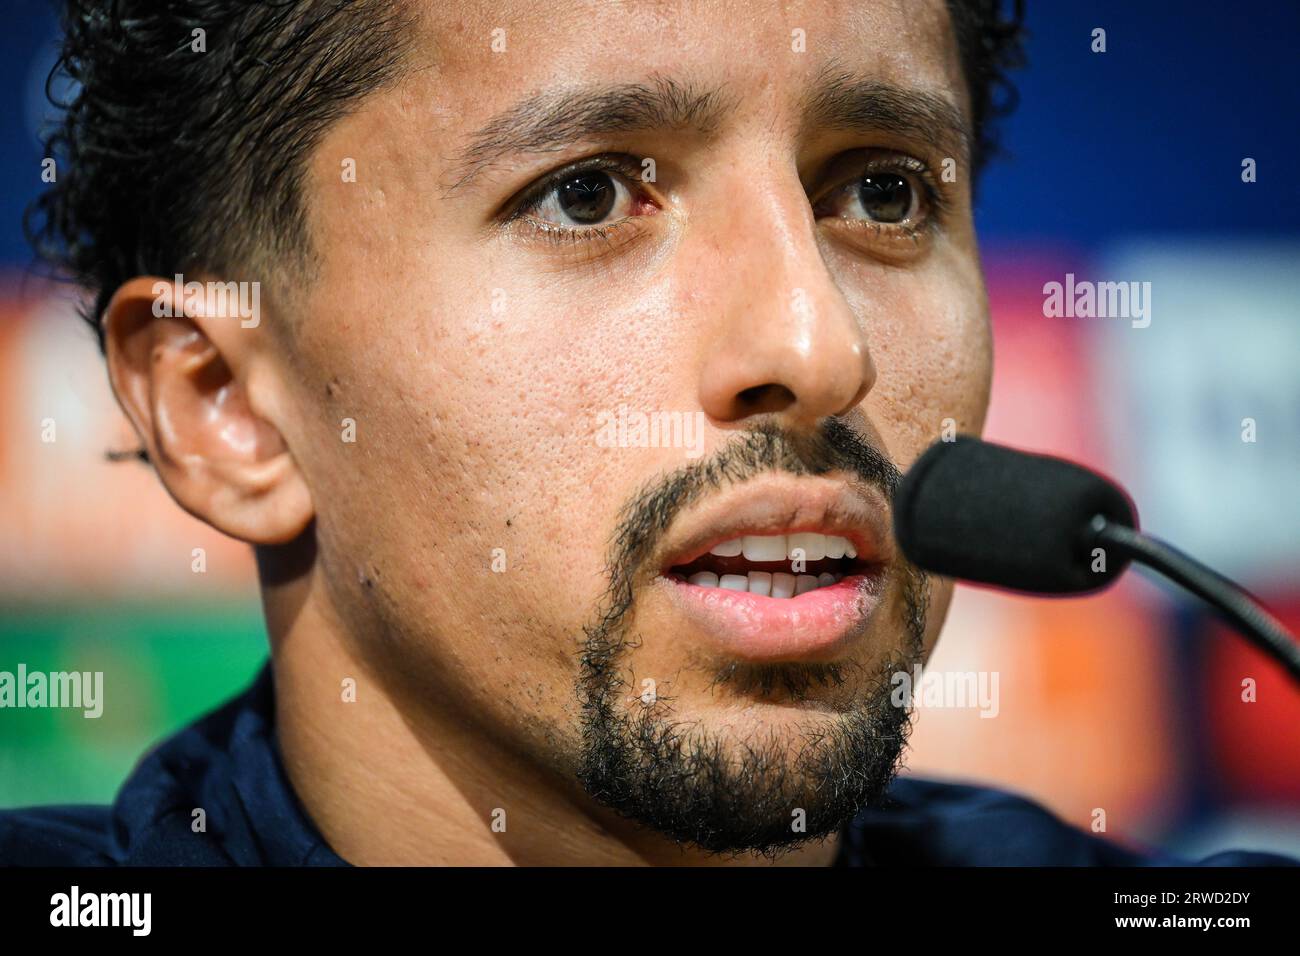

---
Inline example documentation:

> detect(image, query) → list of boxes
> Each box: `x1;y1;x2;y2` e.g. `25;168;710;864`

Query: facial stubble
574;421;930;857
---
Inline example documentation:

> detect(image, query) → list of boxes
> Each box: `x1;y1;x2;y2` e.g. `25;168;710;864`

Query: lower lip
658;573;883;661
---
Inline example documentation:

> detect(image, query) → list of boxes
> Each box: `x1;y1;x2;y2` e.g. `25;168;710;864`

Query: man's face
273;0;991;852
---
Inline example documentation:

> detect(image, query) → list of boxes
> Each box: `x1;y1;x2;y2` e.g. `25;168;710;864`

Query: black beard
575;421;929;857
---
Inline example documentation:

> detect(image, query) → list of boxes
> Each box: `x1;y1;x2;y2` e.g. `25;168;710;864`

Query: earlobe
103;275;315;545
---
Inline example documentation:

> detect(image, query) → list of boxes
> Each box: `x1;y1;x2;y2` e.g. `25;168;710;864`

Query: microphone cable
1091;516;1300;684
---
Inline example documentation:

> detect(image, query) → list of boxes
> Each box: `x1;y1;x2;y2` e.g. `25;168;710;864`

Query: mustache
602;418;905;611
577;419;924;852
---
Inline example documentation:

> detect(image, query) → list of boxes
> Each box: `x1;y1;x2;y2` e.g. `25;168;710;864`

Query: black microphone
894;436;1300;685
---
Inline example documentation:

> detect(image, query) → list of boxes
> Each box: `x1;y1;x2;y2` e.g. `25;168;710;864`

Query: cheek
288;259;691;650
431;273;682;572
852;261;991;466
921;578;955;660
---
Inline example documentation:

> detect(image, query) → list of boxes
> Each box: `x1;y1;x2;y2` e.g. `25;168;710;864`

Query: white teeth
685;530;857;597
688;568;843;597
794;574;820;595
708;533;855;563
709;538;743;557
742;535;789;562
787;532;827;562
770;572;796;599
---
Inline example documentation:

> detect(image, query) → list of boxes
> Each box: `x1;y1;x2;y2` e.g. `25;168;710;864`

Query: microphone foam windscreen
893;436;1138;594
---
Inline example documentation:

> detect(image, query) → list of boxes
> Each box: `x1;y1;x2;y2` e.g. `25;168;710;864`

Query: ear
103;275;314;544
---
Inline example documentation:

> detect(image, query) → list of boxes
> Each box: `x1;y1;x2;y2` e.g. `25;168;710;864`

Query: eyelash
813;153;949;240
505;154;651;246
502;151;947;246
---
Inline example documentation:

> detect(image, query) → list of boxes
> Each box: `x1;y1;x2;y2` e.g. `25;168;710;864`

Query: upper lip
652;473;895;574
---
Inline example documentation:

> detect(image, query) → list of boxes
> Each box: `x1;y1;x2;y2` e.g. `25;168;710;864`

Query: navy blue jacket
1;664;1293;866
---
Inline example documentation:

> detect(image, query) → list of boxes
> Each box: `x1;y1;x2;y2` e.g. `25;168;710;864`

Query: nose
692;168;876;431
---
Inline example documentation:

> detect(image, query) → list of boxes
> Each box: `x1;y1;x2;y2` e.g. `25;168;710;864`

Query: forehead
403;0;966;132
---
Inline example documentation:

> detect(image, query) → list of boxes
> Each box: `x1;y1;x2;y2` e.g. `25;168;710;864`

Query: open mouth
665;532;877;598
648;477;894;660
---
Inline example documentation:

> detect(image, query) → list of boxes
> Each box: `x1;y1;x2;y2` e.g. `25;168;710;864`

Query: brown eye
811;153;934;235
857;173;914;223
524;167;635;229
558;171;618;223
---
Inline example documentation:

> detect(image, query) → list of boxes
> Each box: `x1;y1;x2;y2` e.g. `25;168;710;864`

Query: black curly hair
27;0;1025;349
26;0;417;348
947;0;1027;174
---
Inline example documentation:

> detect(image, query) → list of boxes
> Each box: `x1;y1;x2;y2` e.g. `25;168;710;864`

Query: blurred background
1;1;1298;857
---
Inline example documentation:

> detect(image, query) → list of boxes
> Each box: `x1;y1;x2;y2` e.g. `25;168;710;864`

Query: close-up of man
0;0;1296;884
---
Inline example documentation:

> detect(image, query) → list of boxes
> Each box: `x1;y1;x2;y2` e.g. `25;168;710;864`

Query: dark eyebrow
447;75;731;192
447;69;970;194
801;68;971;161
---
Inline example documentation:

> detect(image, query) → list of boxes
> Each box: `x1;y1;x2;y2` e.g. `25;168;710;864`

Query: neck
257;549;839;867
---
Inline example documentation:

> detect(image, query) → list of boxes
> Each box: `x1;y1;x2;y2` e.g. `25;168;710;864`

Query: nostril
736;383;796;416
